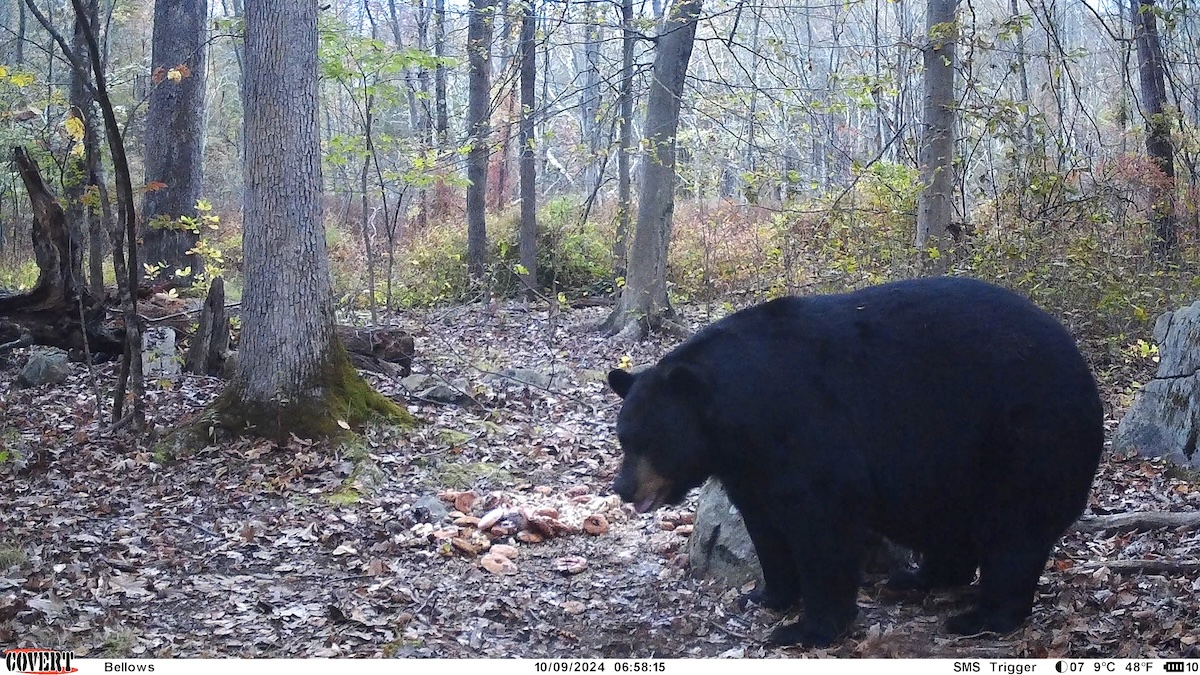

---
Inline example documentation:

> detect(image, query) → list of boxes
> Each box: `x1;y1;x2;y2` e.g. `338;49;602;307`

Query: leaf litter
0;301;1197;657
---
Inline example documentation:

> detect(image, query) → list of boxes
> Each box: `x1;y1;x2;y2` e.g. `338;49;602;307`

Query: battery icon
1164;663;1185;673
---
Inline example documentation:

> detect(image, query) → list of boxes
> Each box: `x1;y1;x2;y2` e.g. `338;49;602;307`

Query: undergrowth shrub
329;155;1198;391
339;196;616;308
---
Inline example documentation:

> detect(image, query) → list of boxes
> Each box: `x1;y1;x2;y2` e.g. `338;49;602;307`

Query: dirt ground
1;302;1198;658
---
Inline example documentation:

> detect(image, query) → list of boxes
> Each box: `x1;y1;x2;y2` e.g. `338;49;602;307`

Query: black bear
606;277;1103;647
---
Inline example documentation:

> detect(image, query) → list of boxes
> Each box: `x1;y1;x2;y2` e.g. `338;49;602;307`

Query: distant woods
1;0;1197;322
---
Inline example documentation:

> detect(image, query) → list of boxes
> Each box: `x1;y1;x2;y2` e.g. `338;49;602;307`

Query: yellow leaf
11;72;34;87
65;115;85;142
70;143;85;158
167;68;183;83
0;65;7;78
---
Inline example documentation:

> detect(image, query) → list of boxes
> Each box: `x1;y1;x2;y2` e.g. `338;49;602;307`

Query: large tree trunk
601;0;702;339
518;0;537;297
465;0;496;281
1134;0;1177;258
914;0;958;268
141;0;208;285
204;0;408;441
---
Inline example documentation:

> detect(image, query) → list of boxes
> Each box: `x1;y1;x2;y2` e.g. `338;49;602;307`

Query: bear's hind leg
944;539;1051;636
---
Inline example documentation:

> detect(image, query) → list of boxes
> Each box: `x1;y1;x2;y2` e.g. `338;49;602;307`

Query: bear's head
607;363;716;512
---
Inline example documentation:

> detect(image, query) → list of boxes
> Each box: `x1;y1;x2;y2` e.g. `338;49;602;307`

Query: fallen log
338;325;414;377
1071;511;1200;536
1076;559;1200;575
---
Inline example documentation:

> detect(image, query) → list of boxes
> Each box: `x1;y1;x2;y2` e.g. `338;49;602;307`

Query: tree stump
0;147;120;357
185;277;230;376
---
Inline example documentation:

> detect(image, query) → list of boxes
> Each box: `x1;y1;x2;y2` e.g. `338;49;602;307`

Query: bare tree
579;3;603;193
602;0;703;339
434;0;449;148
1133;0;1177;257
518;0;537;296
141;0;208;285
207;0;403;440
466;0;496;281
915;0;959;265
613;0;635;278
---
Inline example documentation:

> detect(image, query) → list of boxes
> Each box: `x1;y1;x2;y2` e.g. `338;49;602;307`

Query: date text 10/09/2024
534;662;666;673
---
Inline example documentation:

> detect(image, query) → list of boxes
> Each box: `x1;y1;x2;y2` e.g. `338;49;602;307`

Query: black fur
607;277;1104;647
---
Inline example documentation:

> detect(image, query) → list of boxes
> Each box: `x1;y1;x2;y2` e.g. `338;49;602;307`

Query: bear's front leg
768;485;866;648
724;481;803;612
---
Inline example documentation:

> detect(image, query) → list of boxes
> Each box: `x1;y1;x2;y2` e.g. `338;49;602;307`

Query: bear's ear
664;363;711;402
607;369;637;398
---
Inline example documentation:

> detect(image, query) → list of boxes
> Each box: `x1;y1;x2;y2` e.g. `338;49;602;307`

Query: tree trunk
466;0;496;281
141;0;207;285
1134;0;1177;258
204;0;408;441
434;0;449;149
914;0;958;269
613;0;635;280
580;4;603;193
601;0;702;339
65;0;94;293
518;0;537;297
16;0;26;64
1008;0;1033;159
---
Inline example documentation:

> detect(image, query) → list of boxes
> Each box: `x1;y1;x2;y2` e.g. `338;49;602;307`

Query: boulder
17;347;70;388
685;479;763;587
1114;301;1200;469
686;479;913;588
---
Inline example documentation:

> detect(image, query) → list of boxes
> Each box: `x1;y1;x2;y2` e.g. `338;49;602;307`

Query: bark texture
914;0;958;267
205;0;408;440
141;0;208;283
0;148;116;356
613;0;634;279
518;0;537;296
466;0;496;281
602;0;702;339
1134;0;1177;258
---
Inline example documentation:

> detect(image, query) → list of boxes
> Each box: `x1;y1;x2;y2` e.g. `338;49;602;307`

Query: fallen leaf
480;553;518;576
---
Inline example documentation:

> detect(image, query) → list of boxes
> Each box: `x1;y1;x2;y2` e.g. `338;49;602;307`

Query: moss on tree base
173;342;416;450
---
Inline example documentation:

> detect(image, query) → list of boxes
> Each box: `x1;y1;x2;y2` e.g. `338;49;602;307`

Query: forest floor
1;300;1199;659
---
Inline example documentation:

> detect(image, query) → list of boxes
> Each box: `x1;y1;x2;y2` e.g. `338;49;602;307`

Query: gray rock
486;365;574;389
142;327;179;382
685;479;913;589
401;374;436;391
417;378;470;403
411;495;450;523
221;350;239;379
1114;300;1200;468
17;347;70;388
491;367;552;389
685;479;763;587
